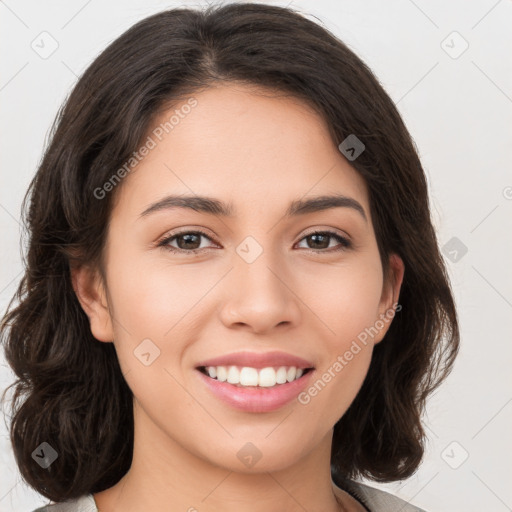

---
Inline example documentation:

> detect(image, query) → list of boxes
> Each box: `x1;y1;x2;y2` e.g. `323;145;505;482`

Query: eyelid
156;227;219;249
299;226;350;240
296;229;352;251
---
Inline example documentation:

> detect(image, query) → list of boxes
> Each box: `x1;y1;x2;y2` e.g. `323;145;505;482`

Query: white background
1;1;511;511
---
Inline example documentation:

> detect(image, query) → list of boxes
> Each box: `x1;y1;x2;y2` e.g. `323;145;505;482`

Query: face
74;83;403;474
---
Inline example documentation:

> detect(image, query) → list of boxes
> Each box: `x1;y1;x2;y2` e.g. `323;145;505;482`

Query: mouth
196;365;314;388
195;363;315;413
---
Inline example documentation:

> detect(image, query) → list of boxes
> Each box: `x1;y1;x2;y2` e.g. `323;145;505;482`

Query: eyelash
157;229;352;255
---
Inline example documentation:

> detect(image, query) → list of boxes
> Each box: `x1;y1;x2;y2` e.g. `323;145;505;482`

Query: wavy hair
1;2;459;502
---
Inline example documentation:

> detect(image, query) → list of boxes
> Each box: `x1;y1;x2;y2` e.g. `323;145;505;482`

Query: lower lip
196;369;315;413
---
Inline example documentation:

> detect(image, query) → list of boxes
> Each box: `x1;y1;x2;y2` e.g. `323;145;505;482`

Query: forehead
113;83;369;218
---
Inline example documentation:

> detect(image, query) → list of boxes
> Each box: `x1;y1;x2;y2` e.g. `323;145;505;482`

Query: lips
194;350;316;412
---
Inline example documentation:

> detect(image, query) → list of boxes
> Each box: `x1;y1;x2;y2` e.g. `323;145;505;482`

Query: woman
1;3;459;511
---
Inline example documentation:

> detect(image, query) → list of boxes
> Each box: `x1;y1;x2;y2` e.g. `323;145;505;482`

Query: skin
72;83;404;512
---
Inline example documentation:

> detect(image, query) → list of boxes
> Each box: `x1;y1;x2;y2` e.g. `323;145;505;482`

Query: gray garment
32;479;427;512
32;494;96;512
336;476;428;512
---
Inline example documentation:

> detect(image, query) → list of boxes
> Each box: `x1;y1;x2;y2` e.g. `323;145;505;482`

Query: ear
374;253;405;344
70;264;114;343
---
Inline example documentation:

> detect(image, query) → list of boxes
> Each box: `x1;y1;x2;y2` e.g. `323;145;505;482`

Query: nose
218;251;302;334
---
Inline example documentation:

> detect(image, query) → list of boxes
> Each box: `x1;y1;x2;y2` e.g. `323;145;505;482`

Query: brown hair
1;2;459;502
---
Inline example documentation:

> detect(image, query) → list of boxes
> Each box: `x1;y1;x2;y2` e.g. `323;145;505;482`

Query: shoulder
334;475;428;512
348;480;427;512
31;494;98;512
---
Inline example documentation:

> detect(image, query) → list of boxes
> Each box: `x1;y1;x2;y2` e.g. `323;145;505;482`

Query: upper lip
196;350;315;370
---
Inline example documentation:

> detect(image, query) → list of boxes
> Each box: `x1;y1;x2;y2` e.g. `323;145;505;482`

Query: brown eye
174;233;202;250
158;230;217;254
158;229;351;255
297;231;352;252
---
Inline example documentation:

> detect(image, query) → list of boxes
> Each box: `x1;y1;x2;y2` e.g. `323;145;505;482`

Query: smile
196;365;315;413
198;365;312;387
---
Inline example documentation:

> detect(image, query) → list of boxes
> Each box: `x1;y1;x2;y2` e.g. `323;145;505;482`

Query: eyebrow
138;193;367;222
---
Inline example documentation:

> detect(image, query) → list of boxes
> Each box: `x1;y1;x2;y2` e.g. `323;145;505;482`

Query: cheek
104;255;206;415
298;345;372;434
295;323;377;431
295;253;384;345
106;247;214;339
293;255;383;411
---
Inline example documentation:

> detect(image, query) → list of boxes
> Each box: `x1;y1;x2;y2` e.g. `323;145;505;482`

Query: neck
93;399;356;512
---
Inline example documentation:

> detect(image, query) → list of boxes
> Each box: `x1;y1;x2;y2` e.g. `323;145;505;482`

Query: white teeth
227;366;240;384
258;367;276;387
240;367;259;386
275;367;288;384
203;365;308;387
216;366;227;382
